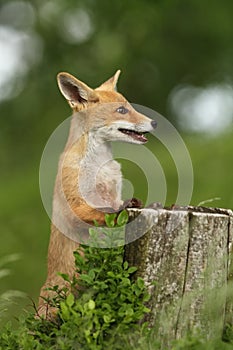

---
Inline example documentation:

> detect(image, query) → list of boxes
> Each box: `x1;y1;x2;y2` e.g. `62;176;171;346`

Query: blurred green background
0;0;232;324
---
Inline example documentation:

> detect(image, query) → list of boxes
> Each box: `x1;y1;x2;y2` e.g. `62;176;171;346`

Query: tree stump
124;206;233;343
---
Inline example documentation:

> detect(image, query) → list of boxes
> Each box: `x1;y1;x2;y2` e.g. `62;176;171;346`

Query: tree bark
124;206;233;343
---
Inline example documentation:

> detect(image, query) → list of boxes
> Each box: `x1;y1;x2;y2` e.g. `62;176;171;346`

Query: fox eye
116;106;129;114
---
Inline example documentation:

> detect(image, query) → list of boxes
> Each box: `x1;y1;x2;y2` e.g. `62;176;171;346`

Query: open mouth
119;128;148;143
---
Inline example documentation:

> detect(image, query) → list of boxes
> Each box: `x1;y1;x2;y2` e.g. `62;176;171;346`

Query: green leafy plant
0;211;151;349
2;211;233;349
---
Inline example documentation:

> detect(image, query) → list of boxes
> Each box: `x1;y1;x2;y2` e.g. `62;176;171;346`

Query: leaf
60;301;70;320
123;261;128;270
107;271;115;278
93;219;99;227
116;210;129;227
120;277;131;287
57;273;70;282
80;274;92;283
88;269;95;280
134;287;141;297
88;299;95;310
128;266;137;274
137;277;145;289
105;213;117;228
103;314;112;323
66;293;74;308
125;306;134;316
102;303;111;311
143;306;151;313
143;293;151;302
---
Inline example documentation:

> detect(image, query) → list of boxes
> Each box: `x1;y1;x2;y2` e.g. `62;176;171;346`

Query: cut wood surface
124;206;233;342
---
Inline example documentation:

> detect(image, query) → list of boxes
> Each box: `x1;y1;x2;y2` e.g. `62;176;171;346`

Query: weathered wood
124;207;233;343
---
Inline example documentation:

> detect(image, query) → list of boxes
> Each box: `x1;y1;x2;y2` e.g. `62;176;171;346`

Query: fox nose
151;120;157;129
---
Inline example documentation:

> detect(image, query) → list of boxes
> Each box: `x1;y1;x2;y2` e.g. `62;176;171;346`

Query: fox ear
96;70;121;91
57;72;99;109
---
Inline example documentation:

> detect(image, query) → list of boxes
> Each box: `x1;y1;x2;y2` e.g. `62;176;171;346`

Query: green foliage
1;213;233;349
0;213;151;349
88;210;129;247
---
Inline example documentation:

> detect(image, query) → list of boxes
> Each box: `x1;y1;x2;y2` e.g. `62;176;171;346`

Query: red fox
38;70;157;317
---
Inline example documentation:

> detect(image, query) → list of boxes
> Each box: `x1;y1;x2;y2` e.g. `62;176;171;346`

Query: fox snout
151;120;157;129
113;116;157;144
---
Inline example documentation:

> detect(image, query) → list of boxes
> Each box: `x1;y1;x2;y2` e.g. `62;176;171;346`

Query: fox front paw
123;197;144;209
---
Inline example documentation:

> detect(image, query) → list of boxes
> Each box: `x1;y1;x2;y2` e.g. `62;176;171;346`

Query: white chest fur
78;137;123;210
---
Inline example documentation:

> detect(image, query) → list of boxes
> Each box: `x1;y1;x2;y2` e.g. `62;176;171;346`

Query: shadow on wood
124;206;233;344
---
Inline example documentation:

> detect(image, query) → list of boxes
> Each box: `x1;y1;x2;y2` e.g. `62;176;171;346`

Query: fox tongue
119;129;148;142
132;132;148;143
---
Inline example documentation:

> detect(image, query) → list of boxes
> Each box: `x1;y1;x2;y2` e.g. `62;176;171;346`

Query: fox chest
78;159;122;209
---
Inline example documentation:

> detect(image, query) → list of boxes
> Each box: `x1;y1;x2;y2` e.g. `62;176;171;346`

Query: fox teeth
118;128;148;143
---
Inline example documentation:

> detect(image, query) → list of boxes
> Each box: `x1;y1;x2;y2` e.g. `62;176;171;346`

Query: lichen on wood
124;206;233;342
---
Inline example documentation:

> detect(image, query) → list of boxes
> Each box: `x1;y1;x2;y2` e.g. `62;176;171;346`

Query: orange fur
38;70;156;317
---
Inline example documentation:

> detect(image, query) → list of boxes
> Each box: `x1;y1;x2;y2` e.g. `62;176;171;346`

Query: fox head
57;70;157;145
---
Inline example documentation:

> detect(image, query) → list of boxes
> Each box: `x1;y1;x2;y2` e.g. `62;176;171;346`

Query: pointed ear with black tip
96;70;121;92
57;72;99;109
